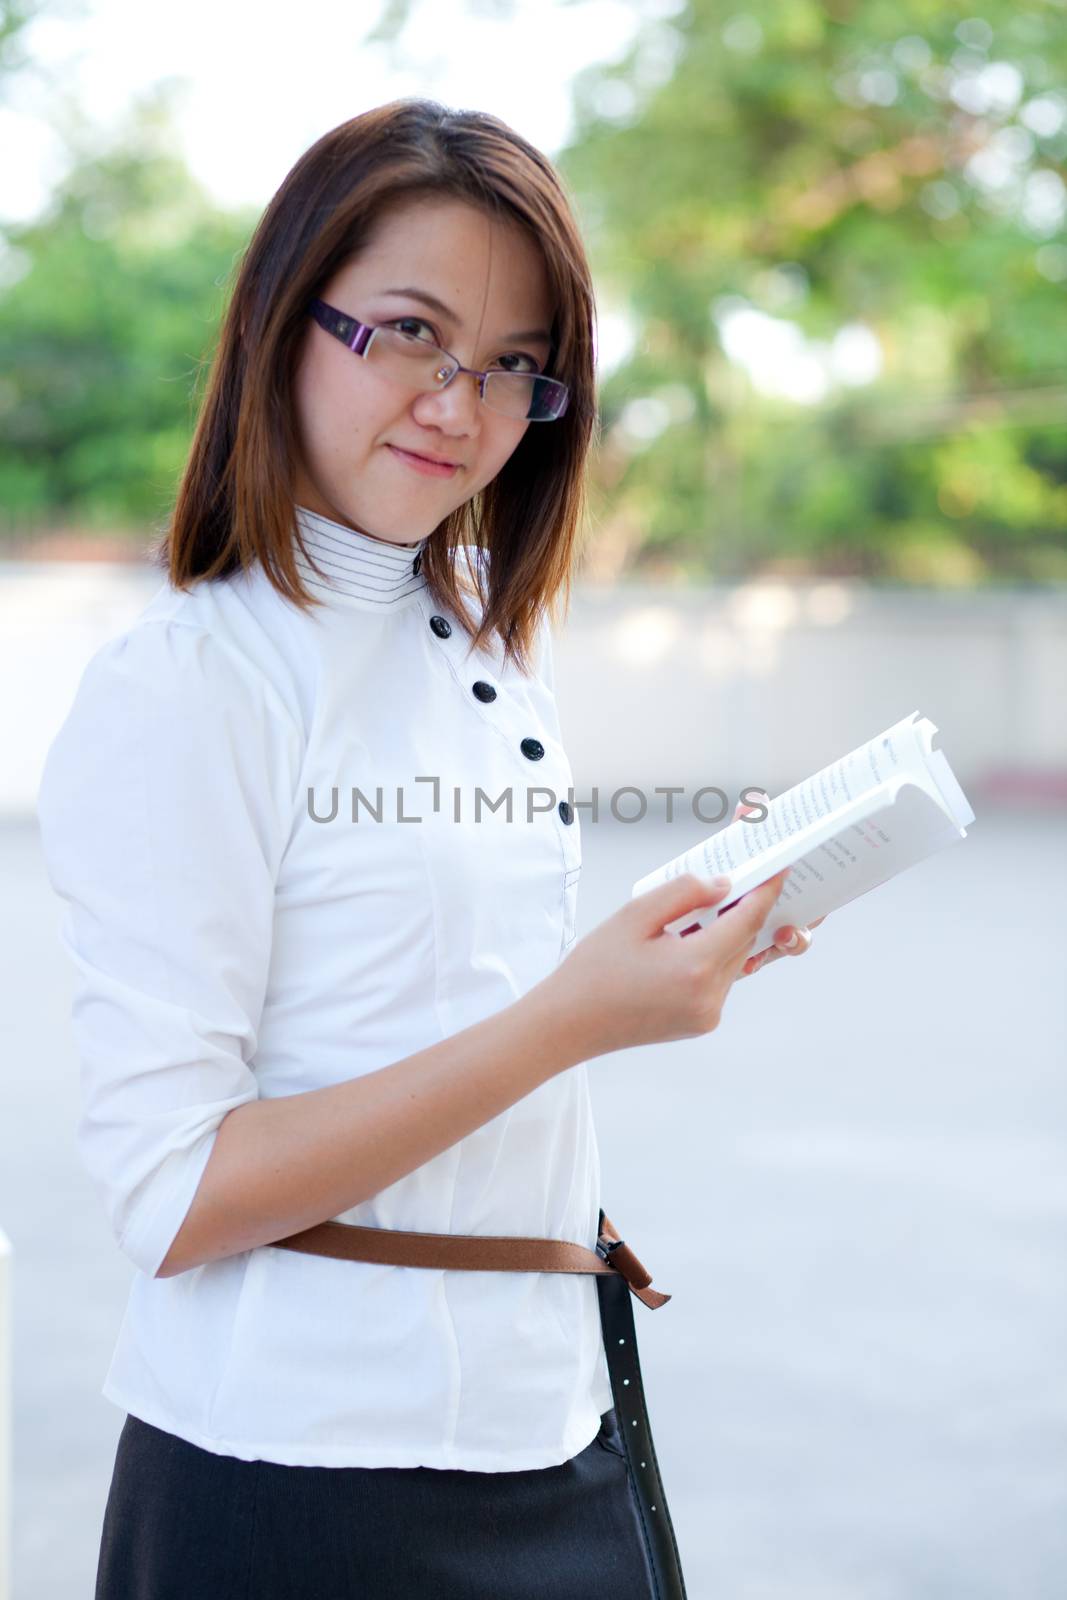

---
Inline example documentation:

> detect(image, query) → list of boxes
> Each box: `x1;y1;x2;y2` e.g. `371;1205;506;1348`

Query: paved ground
2;803;1065;1598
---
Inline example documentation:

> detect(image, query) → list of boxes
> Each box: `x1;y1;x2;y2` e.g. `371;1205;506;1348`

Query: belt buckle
596;1235;625;1265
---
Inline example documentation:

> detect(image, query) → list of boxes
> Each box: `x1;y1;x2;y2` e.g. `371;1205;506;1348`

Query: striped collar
292;505;430;612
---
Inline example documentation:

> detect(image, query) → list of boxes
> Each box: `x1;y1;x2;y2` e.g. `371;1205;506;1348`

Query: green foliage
0;1;41;86
2;1;1065;582
0;87;255;536
558;0;1067;582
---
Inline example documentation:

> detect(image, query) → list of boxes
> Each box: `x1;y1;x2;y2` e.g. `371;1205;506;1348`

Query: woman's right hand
546;866;791;1060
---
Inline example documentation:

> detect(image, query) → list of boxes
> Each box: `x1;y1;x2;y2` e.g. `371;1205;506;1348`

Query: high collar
292;505;430;612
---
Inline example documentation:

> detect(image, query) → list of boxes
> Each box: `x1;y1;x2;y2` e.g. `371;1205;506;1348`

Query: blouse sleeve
36;617;302;1279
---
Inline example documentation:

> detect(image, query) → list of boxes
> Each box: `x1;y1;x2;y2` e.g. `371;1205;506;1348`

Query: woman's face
291;196;556;548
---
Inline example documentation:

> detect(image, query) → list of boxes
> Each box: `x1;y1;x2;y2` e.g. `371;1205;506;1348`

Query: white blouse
36;505;613;1470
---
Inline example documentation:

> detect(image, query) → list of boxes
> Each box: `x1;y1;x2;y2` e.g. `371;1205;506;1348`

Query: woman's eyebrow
377;286;552;347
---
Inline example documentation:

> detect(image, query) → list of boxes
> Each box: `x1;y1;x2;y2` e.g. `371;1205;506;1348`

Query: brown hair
153;97;599;674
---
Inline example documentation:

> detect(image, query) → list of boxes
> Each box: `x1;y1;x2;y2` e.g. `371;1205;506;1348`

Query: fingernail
781;931;799;949
707;875;732;892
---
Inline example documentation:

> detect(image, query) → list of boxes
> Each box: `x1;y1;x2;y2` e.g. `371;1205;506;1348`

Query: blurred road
3;803;1065;1598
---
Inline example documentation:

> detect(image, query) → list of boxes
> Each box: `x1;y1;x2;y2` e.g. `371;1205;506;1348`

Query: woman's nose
417;366;483;427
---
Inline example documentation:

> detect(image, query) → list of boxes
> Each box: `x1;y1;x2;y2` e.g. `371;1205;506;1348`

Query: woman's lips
386;444;459;478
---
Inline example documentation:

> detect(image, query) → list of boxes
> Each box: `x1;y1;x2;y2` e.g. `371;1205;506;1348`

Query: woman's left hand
730;794;826;979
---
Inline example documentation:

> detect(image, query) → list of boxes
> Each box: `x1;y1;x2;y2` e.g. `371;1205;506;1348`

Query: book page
719;710;947;874
635;713;913;893
633;709;975;951
690;781;969;949
634;710;974;896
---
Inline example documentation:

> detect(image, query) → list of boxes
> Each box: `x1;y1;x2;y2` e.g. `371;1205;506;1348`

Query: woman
37;98;814;1599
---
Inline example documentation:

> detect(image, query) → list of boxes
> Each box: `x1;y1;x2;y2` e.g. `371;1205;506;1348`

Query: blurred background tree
0;77;255;535
553;0;1067;584
2;0;1065;583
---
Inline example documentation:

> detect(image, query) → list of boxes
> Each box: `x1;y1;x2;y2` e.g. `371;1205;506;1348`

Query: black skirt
94;1406;661;1599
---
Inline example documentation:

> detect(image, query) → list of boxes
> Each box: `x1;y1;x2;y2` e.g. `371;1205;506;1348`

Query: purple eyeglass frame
307;297;570;421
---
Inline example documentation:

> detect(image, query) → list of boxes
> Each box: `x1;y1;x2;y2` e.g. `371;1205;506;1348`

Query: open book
632;711;975;951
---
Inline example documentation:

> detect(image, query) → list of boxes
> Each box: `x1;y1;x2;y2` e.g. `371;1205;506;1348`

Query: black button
472;680;497;703
429;614;451;638
520;737;545;761
559;800;574;824
412;552;422;575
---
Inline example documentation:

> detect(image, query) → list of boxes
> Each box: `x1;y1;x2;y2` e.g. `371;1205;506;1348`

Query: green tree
0;0;41;91
4;0;1065;579
555;0;1067;582
0;84;256;536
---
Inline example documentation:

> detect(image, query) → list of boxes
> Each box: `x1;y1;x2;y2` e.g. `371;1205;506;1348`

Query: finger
741;942;788;977
742;923;814;977
771;924;814;956
711;868;791;960
634;871;736;938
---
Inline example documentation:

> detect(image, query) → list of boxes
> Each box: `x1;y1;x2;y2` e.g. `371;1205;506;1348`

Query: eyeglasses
307;298;570;422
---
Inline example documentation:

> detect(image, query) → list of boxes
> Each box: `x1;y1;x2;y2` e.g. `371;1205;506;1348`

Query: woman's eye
389;318;540;373
391;316;437;343
495;352;541;374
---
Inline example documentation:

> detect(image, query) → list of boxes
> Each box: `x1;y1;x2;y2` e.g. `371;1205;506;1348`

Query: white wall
2;561;1065;819
553;581;1067;806
0;1227;9;1600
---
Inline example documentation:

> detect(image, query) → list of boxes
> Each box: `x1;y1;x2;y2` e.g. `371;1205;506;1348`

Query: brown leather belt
273;1207;688;1598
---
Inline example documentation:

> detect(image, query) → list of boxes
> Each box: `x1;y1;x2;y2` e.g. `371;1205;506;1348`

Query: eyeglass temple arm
309;298;374;356
308;297;569;418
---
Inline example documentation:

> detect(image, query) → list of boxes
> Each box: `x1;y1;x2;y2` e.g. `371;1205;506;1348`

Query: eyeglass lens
366;327;566;421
